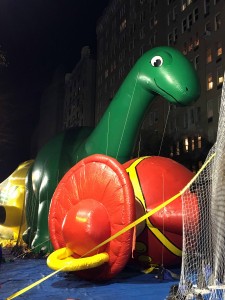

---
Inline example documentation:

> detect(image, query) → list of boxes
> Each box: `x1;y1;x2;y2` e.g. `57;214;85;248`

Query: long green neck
77;68;156;163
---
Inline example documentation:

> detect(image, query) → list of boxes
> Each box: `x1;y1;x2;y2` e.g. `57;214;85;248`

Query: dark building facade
95;0;225;169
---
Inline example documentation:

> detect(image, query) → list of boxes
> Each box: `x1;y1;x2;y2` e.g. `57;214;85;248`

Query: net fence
175;76;225;300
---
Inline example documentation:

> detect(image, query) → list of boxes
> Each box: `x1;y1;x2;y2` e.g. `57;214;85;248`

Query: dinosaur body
25;47;200;253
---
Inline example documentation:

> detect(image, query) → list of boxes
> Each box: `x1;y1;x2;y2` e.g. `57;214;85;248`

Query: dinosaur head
137;46;200;106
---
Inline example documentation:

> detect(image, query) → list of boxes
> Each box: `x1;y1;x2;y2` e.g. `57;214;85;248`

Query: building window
194;55;199;70
197;135;202;149
217;66;224;88
149;34;156;47
188;38;193;52
154;14;158;26
173;6;177;21
194;32;199;48
181;0;186;11
140;11;145;23
207;74;214;90
183;42;188;55
129;40;134;50
215;13;221;31
207;99;213;122
216;41;223;57
184;138;189;152
188;13;193;28
182;18;187;33
130;23;136;34
168;32;173;45
168;11;172;26
173;27;178;42
206;48;212;63
184;111;188;128
204;22;211;37
140;27;145;39
191;138;195;151
120;19;127;32
193;7;199;22
119;4;126;18
196;107;201;123
176;141;180;156
204;0;210;15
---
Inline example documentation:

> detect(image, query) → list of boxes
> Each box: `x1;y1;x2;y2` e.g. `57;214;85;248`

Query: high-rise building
95;0;225;169
63;46;96;129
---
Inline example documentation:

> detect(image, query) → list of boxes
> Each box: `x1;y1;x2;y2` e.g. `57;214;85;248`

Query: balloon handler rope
6;153;215;300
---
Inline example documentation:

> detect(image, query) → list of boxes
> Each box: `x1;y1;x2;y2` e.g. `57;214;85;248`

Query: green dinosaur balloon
24;46;200;253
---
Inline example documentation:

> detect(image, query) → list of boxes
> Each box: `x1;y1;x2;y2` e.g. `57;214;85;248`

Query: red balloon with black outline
48;154;198;280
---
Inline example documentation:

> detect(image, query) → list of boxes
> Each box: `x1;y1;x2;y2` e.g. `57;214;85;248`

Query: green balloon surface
25;46;200;253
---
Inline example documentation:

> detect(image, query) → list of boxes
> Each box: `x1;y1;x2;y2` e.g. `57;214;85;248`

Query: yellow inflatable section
0;160;33;246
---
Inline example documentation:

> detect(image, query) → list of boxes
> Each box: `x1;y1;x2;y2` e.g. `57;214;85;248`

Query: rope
158;104;171;156
116;73;139;159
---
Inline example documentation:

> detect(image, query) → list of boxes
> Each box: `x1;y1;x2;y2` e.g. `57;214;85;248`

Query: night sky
0;0;109;180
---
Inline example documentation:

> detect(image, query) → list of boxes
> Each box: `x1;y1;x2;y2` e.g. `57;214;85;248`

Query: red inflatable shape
48;154;135;280
124;156;198;268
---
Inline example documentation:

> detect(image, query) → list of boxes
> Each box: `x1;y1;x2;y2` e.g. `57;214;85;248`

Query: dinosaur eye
150;56;163;67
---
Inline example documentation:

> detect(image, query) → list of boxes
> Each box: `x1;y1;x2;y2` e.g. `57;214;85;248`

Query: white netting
173;76;225;300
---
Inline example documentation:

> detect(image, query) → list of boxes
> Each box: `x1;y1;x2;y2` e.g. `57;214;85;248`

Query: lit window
170;146;174;158
176;141;180;156
194;32;199;48
191;138;195;151
215;13;221;31
216;41;223;56
181;0;186;11
120;19;127;32
217;66;224;88
207;74;213;90
184;138;189;152
188;38;193;52
206;48;212;63
197;136;202;149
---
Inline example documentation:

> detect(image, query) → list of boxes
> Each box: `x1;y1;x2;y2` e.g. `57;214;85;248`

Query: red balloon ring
48;154;135;280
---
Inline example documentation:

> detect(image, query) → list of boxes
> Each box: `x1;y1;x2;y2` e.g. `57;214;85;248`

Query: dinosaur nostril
186;87;188;92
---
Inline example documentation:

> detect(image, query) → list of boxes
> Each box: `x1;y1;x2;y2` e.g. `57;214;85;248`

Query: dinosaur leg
31;198;53;254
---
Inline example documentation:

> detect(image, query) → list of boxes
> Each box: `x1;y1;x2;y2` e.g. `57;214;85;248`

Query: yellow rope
7;153;215;299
